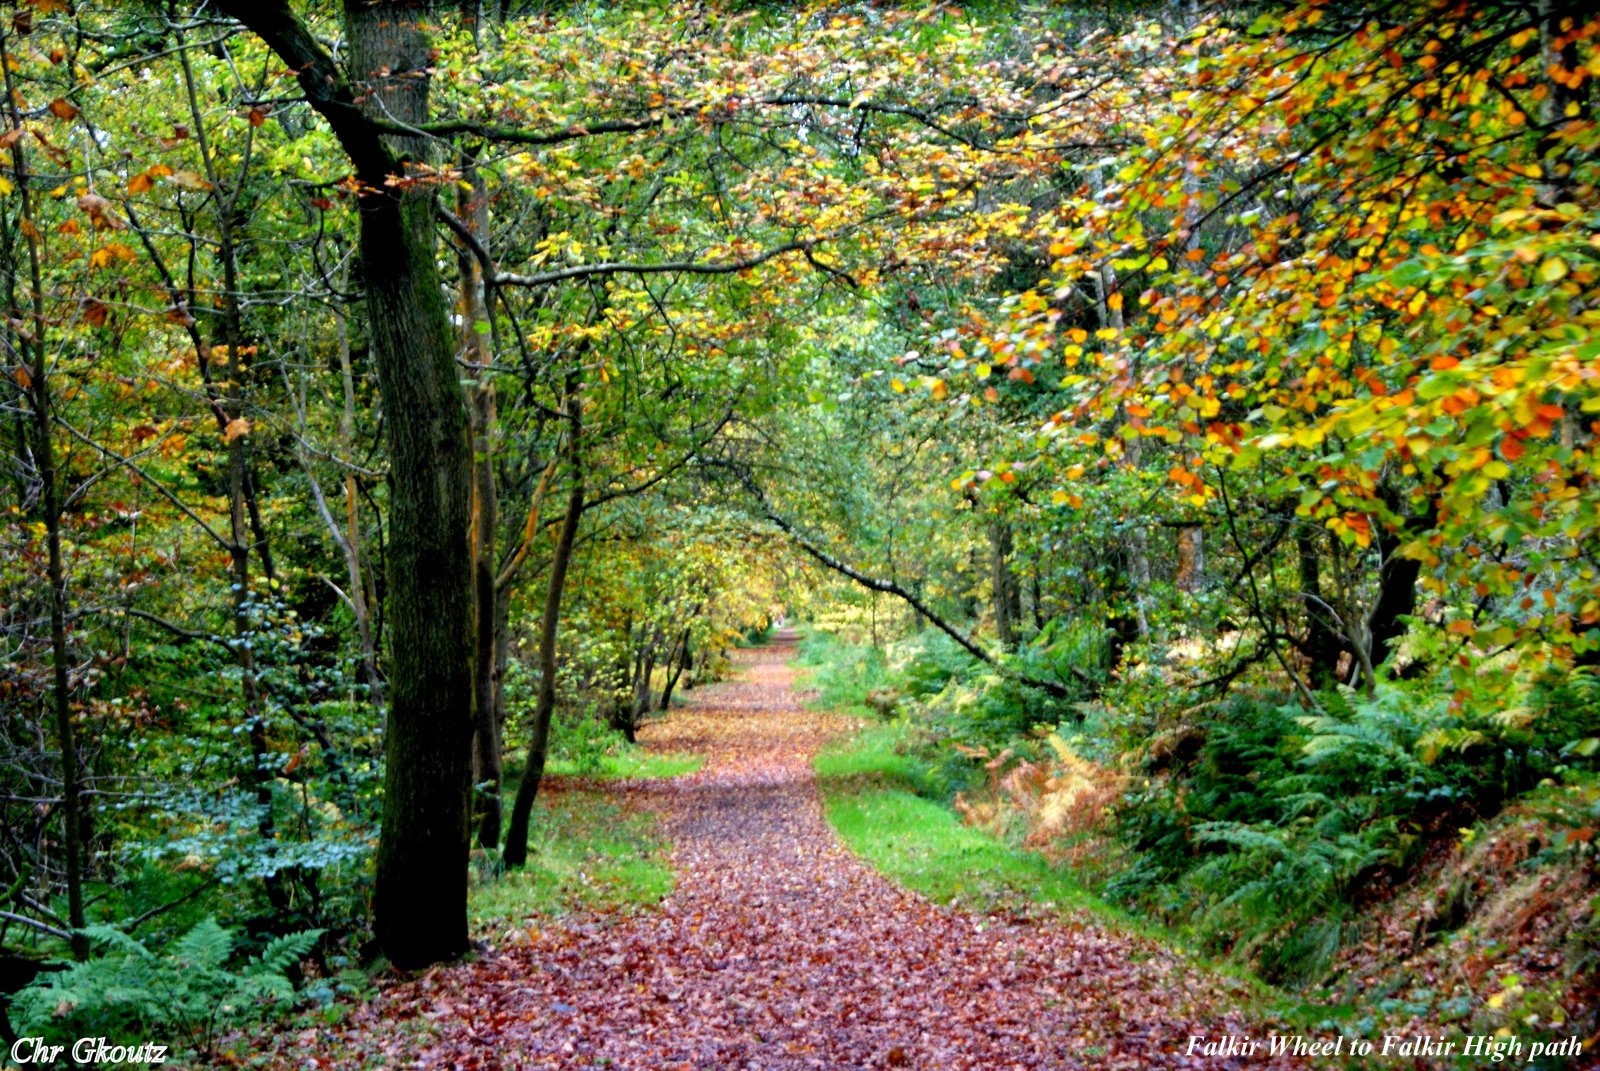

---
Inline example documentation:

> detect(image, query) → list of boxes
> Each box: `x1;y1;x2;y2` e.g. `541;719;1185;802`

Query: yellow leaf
975;363;991;380
1538;257;1569;283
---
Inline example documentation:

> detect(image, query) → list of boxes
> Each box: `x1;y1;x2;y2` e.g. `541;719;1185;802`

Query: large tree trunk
503;373;584;868
350;1;475;968
216;0;476;966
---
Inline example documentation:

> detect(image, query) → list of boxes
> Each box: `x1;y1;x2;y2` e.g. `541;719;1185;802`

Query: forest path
397;631;1290;1070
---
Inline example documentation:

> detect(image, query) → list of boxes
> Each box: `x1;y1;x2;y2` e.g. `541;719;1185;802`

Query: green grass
815;723;1108;915
813;720;1282;1007
469;791;674;933
542;749;703;780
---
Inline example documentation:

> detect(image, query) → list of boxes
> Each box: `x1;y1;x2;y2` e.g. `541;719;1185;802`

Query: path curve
400;632;1294;1070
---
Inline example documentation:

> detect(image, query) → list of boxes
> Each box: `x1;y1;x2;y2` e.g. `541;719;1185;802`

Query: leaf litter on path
275;631;1299;1070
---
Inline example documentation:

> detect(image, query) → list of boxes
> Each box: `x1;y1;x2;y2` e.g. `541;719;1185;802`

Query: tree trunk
2;56;87;955
343;0;475;967
679;631;696;691
1296;525;1345;689
1367;497;1435;674
1176;526;1206;594
1090;167;1149;638
177;38;290;916
503;373;583;868
458;160;503;850
989;515;1020;650
336;309;384;705
202;19;473;953
658;628;691;712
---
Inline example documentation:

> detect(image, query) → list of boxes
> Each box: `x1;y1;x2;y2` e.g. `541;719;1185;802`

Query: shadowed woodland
2;0;1599;1065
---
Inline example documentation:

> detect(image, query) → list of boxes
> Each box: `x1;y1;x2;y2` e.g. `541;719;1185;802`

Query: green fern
12;917;323;1060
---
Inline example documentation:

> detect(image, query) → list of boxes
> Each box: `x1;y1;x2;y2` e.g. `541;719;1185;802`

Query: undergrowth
799;623;1600;1050
470;790;674;938
814;723;1121;918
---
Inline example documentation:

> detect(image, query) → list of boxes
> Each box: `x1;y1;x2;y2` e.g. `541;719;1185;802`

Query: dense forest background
2;0;1598;1061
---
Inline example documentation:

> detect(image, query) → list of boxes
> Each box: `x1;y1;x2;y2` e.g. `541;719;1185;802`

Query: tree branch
721;465;1082;702
493;241;813;288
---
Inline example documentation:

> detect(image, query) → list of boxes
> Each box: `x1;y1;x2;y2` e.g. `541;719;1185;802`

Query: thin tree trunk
2;40;87;955
658;627;691;711
503;372;583;868
1176;525;1207;594
177;37;289;916
1366;497;1435;675
1092;166;1149;638
990;516;1020;650
336;308;383;704
458;159;503;850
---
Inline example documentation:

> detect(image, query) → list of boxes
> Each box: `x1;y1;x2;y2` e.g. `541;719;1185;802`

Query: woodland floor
277;632;1299;1070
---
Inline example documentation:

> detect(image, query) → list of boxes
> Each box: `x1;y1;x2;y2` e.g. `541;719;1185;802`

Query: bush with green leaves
12;918;322;1059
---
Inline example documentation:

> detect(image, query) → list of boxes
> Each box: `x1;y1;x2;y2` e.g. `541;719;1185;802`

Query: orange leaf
89;242;136;268
47;97;78;121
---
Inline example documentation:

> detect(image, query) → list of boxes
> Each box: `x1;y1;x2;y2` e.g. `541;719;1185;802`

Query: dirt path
391;632;1292;1070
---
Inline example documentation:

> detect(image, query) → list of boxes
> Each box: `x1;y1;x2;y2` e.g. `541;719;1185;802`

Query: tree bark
217;0;477;966
350;0;476;968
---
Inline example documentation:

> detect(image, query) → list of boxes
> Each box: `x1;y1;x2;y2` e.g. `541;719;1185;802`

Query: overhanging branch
721;465;1083;702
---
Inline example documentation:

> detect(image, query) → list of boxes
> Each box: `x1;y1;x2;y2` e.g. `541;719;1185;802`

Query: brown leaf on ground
257;631;1300;1069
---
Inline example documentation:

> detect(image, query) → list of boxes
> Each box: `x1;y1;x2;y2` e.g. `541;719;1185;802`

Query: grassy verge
542;750;703;780
813;718;1282;1019
470;789;674;934
815;722;1120;916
